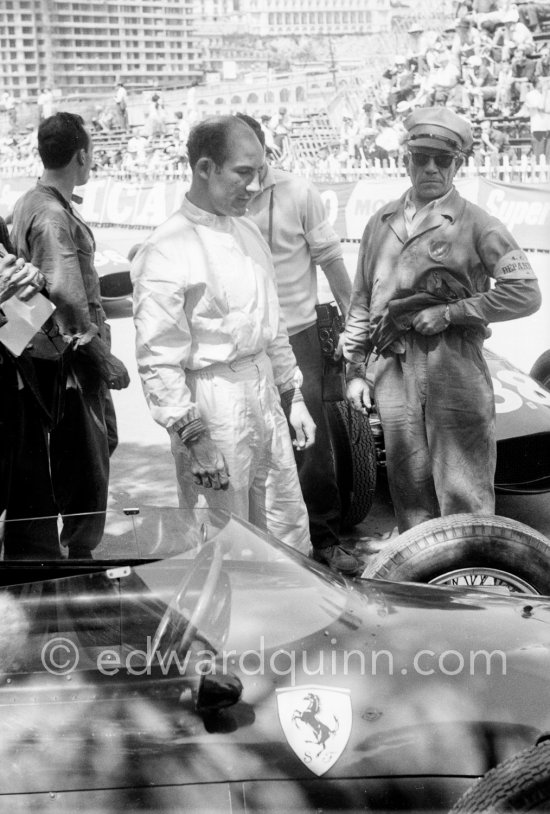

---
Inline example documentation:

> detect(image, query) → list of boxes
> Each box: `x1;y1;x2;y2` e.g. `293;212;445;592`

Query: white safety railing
0;154;548;185
295;154;550;185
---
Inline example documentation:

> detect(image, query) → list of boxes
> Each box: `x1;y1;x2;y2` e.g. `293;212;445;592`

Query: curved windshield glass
0;507;351;677
131;508;349;654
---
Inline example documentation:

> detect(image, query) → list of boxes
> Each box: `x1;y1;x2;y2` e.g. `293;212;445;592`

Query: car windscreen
0;509;350;677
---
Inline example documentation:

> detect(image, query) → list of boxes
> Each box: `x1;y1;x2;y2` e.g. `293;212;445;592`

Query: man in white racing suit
131;116;315;552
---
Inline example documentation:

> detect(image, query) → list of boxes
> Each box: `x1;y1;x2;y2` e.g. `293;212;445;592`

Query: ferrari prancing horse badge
276;685;352;776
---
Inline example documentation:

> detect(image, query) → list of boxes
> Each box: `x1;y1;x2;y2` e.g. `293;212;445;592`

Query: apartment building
192;0;392;37
232;0;392;37
0;0;416;102
0;0;202;99
190;0;392;77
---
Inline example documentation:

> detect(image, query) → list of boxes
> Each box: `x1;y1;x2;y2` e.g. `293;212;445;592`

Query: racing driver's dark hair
186;115;257;170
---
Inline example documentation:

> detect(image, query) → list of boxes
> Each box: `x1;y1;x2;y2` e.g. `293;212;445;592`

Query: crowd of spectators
0;108;190;182
0;132;42;178
317;0;550;174
0;1;549;182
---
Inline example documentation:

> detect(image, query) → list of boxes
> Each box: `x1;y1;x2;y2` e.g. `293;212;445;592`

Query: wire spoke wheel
428;566;538;594
362;514;550;595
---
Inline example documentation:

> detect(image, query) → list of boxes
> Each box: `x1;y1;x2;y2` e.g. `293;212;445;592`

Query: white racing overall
173;350;309;551
132;197;310;553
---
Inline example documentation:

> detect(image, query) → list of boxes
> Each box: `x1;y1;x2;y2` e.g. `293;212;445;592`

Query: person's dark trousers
0;356;9;514
2;378;60;561
289;324;342;552
104;389;119;457
50;381;110;558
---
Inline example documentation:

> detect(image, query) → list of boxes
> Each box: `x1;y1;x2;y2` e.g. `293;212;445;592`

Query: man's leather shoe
312;545;361;575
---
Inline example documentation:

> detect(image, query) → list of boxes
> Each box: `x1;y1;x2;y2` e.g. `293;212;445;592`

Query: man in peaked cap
405;106;474;152
343;106;541;532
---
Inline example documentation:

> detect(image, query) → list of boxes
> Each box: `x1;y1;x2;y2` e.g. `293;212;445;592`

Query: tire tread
451;741;550;812
362;514;550;593
327;401;377;529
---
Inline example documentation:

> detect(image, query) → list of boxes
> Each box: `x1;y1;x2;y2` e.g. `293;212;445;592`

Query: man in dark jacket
344;107;541;532
10;112;129;558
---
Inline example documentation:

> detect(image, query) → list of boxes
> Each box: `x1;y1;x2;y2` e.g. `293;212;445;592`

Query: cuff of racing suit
173;417;207;445
169;404;204;436
280;387;305;415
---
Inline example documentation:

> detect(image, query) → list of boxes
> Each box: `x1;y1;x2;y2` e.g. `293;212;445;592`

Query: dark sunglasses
408;151;456;168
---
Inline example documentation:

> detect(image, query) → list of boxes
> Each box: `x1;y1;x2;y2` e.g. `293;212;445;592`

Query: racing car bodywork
329;345;550;533
1;507;550;811
487;347;550;493
95;242;132;300
363;346;550;494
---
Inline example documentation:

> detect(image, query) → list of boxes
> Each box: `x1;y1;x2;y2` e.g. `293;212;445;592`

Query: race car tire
361;514;550;594
450;740;550;812
530;350;550;390
327;401;377;530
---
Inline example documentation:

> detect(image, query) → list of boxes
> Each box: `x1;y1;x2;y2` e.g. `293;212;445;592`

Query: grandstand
1;3;550;186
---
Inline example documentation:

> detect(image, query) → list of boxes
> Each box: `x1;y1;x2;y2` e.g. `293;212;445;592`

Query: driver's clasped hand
186;433;230;491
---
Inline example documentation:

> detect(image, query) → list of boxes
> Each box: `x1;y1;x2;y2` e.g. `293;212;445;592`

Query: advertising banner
0;177;188;228
317;176;550;251
0;177;35;217
79;178;187;226
0;175;548;252
475;178;550;253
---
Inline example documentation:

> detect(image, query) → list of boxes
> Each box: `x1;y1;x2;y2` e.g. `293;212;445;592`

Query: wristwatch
443;304;451;327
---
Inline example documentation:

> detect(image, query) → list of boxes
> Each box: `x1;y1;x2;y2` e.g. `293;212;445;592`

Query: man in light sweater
241;115;359;575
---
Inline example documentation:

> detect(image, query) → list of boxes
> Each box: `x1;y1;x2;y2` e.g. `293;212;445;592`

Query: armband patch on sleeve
494;250;537;281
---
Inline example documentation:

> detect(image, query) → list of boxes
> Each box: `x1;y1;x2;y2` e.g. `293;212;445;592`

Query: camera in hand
315;302;345;402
